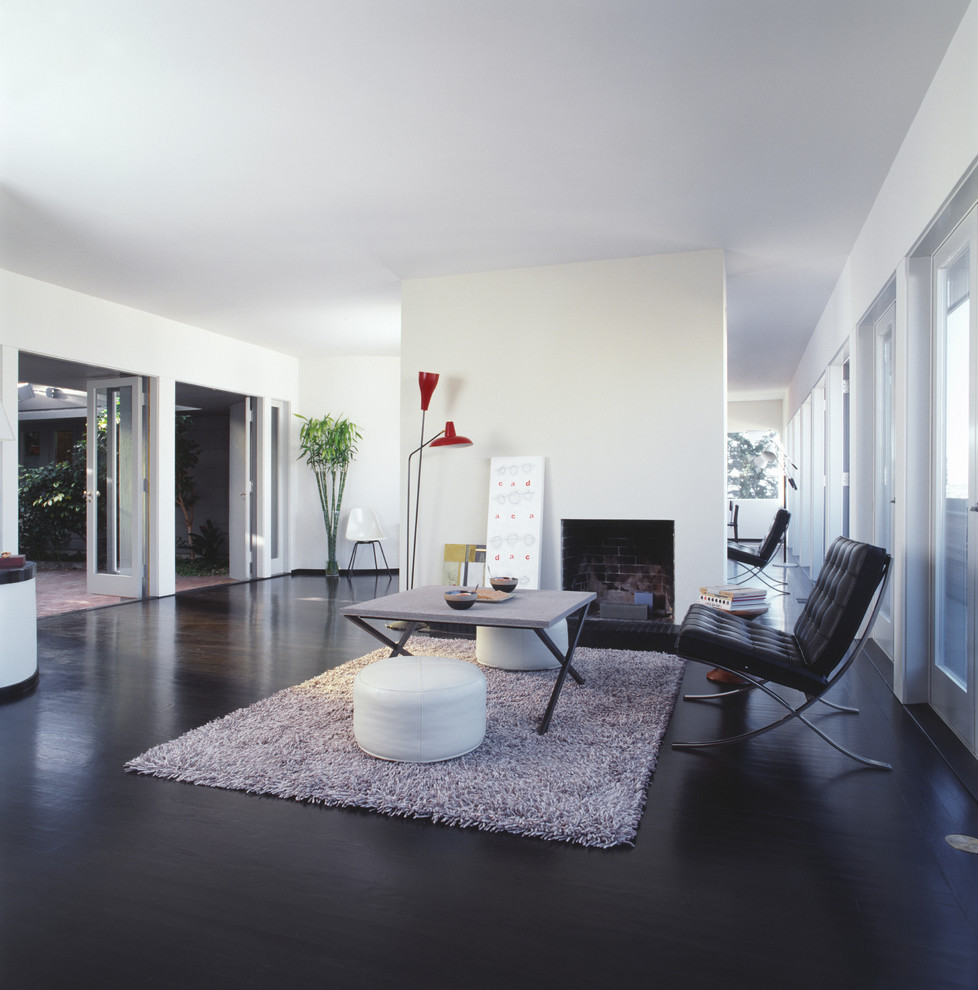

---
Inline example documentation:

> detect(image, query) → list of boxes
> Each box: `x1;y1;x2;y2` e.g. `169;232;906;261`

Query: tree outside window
727;431;779;499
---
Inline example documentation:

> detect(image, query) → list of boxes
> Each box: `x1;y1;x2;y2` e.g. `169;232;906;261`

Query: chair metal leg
686;678;857;713
673;664;892;769
684;681;758;701
727;564;789;594
375;541;392;575
348;540;391;576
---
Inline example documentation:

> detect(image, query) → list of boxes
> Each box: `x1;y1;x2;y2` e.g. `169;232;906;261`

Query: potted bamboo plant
296;413;361;578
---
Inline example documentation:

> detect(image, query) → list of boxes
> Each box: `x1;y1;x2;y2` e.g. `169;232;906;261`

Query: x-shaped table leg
344;615;420;657
534;602;591;734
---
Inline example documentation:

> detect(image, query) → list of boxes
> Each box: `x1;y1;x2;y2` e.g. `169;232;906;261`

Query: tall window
727;431;779;499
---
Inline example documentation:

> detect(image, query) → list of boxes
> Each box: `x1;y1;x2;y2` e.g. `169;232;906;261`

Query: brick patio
34;567;235;618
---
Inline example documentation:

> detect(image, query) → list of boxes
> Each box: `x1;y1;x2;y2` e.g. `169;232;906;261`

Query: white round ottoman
352;655;486;763
476;621;568;671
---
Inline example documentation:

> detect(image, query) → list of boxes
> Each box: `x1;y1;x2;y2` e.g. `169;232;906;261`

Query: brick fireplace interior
561;519;675;623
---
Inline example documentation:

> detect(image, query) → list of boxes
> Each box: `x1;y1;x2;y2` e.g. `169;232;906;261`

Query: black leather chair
726;507;790;593
673;536;892;769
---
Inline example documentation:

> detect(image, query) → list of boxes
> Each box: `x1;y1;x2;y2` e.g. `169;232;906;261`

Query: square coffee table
340;587;595;733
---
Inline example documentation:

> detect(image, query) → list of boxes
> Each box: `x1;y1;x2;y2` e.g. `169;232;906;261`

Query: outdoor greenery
18;433;91;561
18;412;228;575
175;414;201;559
296;412;361;577
176;519;228;574
727;431;779;499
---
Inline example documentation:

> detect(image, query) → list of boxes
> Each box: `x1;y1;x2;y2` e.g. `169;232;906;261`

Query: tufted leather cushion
793;537;888;677
676;603;827;693
677;536;887;691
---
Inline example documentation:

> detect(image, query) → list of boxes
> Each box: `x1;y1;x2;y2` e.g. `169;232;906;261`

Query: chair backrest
345;507;386;541
793;537;889;677
754;508;790;563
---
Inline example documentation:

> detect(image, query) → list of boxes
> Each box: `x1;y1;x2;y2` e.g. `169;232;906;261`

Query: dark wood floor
4;567;978;989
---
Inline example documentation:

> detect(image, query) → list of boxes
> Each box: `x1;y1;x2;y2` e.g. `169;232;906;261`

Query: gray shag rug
125;637;685;848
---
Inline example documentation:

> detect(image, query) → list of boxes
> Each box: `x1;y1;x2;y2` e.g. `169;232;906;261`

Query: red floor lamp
405;372;473;588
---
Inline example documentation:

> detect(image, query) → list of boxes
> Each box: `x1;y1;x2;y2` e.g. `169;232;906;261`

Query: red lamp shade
418;372;439;411
429;421;473;448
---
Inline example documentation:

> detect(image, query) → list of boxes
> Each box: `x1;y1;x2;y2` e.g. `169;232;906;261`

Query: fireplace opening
561;519;674;623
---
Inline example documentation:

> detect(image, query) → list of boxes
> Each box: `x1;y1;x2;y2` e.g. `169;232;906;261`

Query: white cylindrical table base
476;620;568;671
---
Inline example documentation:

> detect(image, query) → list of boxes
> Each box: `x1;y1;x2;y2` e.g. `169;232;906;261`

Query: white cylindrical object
353;655;486;763
476;620;568;671
0;566;38;694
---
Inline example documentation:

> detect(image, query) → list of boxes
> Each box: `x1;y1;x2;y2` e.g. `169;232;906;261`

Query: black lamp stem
410;409;426;589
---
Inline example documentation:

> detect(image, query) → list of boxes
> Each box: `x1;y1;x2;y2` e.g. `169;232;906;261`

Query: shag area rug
126;637;685;848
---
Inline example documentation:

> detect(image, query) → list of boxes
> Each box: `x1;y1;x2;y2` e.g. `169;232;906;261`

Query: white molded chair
345;507;391;574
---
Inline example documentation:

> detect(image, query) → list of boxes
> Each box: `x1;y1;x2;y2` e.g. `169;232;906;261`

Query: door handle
970;505;978;512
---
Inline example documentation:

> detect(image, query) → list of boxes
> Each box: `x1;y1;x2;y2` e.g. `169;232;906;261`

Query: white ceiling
1;0;970;394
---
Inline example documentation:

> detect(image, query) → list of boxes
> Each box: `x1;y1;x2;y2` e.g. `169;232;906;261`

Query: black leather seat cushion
678;536;888;692
726;542;765;566
676;604;827;694
726;508;790;568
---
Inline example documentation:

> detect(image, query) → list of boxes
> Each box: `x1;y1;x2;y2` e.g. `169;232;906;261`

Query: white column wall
0;345;18;553
401;250;726;616
147;377;176;597
293;356;401;571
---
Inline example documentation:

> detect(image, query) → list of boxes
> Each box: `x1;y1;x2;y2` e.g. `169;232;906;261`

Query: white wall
0;270;299;399
781;1;978;706
401;250;727;615
727;398;783;433
788;0;978;414
293;356;401;571
0;270;300;580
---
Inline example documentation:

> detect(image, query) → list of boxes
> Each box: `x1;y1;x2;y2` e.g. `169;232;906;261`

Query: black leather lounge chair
673;536;892;769
726;507;791;593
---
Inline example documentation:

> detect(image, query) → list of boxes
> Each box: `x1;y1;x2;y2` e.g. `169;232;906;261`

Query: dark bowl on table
490;577;518;593
444;590;477;610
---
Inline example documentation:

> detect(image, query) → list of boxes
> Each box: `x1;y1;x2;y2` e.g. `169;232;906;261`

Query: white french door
229;399;255;581
86;377;145;598
874;302;896;658
931;205;978;752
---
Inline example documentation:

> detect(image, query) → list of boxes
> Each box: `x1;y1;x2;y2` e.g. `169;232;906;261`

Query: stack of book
699;585;767;612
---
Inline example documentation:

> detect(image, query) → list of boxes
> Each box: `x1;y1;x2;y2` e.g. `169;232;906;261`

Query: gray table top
341;586;595;629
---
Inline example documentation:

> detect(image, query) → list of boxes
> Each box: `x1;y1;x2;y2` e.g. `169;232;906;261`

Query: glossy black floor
4;566;978;990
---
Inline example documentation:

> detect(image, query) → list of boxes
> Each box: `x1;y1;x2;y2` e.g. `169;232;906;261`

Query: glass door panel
86;377;145;599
